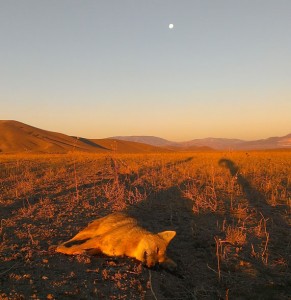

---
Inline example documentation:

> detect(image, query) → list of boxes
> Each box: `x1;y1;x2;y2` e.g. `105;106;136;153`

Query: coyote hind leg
58;218;103;248
56;244;86;255
56;236;101;255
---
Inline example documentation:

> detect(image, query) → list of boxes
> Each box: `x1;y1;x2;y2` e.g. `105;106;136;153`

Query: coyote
56;213;177;270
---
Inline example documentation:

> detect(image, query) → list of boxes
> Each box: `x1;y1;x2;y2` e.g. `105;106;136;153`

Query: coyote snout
56;213;177;270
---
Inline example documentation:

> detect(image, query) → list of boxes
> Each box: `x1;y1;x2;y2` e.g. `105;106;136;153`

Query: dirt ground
0;152;290;299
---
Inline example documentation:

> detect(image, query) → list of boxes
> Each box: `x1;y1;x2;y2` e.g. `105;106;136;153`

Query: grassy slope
0;120;166;154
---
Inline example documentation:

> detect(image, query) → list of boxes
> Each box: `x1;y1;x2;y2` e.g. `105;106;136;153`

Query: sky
1;0;291;141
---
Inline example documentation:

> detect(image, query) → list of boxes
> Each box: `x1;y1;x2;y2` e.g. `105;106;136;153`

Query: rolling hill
0;121;164;154
111;136;175;147
1;120;290;153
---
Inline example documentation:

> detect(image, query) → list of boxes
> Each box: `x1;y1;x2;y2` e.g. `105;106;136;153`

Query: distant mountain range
112;136;172;147
0;120;290;154
112;134;291;150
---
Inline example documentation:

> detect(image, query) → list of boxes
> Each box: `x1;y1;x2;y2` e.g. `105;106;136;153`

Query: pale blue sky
1;0;290;141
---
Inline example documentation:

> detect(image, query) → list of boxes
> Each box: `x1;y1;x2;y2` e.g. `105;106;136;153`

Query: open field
0;151;290;299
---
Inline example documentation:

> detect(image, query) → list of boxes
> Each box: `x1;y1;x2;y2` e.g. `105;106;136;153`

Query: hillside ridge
0;120;164;154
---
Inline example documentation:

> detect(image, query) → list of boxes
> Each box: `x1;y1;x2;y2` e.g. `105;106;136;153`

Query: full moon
169;24;174;29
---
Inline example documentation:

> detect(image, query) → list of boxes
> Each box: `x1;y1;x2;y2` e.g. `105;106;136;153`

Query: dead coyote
56;212;177;270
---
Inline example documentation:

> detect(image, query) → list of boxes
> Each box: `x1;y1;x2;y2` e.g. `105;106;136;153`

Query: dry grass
0;150;290;299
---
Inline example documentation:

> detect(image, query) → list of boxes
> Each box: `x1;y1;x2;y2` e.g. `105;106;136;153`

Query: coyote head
140;231;176;271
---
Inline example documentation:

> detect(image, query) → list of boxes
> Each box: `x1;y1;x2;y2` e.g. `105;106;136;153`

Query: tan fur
56;213;176;270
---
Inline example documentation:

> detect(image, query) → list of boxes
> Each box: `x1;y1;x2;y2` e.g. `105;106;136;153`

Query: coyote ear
158;231;176;244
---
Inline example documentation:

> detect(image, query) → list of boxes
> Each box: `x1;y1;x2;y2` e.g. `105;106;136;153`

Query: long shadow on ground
219;159;291;298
